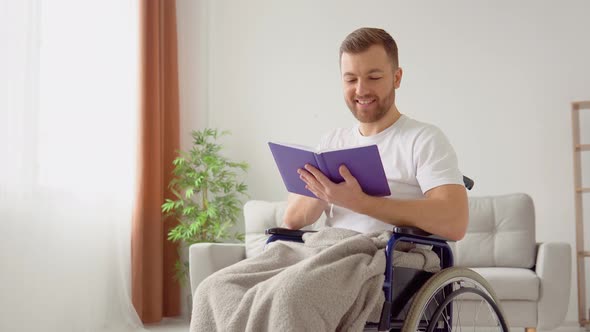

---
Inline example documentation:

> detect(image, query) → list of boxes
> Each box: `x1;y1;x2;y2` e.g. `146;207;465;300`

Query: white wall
178;0;590;324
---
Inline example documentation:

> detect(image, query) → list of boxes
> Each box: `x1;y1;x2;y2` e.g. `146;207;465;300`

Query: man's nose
355;80;369;96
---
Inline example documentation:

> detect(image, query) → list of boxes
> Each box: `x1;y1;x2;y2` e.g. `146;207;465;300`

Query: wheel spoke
456;295;462;332
474;297;483;331
439;300;451;331
401;268;508;332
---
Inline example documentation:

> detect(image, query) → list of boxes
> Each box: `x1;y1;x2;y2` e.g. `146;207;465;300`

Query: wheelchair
265;176;509;332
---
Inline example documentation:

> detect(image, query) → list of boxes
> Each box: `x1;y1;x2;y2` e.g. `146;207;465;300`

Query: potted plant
162;128;248;287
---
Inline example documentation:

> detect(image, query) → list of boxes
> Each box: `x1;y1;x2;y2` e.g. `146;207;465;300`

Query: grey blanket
190;228;440;332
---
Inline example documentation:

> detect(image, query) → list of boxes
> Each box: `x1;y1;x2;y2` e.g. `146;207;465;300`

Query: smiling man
283;27;468;241
190;27;472;331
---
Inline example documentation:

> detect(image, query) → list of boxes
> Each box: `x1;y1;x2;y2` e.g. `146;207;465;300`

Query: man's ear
394;67;403;89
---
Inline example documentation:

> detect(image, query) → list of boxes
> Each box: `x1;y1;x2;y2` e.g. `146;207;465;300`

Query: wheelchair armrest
265;227;318;243
393;226;453;242
265;227;318;237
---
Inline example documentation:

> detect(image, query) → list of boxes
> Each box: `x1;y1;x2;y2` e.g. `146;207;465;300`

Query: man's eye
369;77;382;80
346;79;357;83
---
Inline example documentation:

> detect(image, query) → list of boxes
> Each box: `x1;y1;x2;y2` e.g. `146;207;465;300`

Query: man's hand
298;164;468;240
298;164;367;211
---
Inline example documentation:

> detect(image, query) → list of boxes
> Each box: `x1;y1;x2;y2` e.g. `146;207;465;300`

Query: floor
143;317;189;332
141;318;587;332
538;327;588;332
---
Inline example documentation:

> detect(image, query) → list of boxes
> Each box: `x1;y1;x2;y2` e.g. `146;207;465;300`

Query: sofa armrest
535;242;571;330
189;243;245;296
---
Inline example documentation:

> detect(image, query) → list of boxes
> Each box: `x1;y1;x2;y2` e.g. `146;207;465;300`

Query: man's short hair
339;27;399;68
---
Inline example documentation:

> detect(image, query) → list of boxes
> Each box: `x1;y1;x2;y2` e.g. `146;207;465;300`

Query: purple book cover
268;142;391;199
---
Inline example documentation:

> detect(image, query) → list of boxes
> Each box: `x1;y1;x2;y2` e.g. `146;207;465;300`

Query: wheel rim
401;268;510;332
414;276;507;331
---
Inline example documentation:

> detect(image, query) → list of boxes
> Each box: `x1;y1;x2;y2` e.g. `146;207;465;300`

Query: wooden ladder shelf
572;100;590;327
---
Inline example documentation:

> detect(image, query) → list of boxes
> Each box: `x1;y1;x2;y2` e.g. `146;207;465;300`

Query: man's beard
346;87;396;123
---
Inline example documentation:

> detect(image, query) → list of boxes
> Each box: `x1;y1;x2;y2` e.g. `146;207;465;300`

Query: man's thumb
339;165;356;182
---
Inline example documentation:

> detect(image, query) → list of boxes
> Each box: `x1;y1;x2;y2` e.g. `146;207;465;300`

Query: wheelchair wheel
401;267;508;332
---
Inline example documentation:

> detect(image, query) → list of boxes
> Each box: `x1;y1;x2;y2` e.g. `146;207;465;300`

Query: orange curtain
132;0;181;323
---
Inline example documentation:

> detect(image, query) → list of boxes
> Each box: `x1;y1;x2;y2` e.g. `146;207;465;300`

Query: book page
269;141;316;153
317;143;376;154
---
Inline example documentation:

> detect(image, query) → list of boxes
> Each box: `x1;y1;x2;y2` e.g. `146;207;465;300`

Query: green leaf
161;200;174;213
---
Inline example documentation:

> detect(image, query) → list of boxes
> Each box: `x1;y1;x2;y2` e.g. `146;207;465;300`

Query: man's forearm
282;194;328;230
354;190;468;241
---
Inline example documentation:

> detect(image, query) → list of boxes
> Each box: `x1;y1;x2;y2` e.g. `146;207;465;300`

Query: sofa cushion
454;193;536;268
243;200;287;233
243;194;536;268
470;267;539;301
244;201;284;258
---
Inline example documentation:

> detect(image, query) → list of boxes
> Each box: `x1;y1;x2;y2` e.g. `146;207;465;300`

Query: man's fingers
304;164;333;186
299;168;326;197
339;165;359;184
304;178;326;197
298;168;318;186
305;185;327;201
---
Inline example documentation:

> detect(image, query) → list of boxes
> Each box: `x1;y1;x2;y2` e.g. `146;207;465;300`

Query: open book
268;142;391;199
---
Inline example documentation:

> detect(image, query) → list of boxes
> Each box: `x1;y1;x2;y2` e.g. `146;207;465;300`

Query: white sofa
189;193;571;331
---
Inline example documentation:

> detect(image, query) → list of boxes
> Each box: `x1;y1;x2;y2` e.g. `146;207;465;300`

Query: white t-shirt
317;114;463;233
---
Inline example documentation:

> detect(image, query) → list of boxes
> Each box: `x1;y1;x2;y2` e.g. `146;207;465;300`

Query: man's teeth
357;100;374;105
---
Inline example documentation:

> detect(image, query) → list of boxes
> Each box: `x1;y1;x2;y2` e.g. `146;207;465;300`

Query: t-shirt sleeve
414;126;464;193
